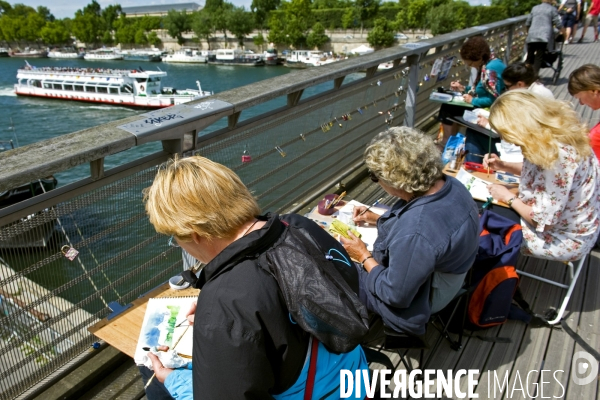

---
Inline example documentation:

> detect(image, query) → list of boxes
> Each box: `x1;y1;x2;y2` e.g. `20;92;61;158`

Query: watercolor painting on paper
133;297;195;365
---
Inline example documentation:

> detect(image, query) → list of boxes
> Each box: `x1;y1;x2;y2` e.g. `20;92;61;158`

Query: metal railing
0;17;527;399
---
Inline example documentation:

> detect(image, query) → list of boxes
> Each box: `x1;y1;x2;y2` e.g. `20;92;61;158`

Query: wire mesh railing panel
0;167;181;399
196;70;409;212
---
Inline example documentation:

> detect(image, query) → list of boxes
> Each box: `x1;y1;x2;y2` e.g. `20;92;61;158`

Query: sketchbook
455;168;498;204
133;297;196;365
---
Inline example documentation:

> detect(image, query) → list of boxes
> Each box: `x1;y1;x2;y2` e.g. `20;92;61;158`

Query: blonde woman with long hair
484;90;600;261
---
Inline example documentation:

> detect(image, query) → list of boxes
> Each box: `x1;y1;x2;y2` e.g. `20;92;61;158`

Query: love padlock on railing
61;245;79;261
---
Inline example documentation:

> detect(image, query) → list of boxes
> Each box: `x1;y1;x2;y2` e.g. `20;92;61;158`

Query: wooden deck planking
533;257;589;399
472;257;546;399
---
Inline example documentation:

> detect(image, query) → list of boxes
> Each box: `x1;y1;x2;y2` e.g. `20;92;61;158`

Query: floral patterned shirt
519;145;600;261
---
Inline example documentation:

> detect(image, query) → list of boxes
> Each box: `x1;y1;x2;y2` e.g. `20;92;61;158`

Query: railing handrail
0;17;526;194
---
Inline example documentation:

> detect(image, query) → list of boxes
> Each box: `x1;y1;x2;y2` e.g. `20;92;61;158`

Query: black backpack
258;219;370;353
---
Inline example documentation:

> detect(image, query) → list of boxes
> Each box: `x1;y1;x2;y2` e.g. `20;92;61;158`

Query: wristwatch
507;196;517;208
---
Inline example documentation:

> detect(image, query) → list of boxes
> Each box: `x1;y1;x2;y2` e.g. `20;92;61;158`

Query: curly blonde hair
364;126;443;194
489;90;590;169
144;156;260;242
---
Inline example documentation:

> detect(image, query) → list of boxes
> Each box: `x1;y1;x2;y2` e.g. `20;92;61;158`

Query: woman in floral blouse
483;90;600;261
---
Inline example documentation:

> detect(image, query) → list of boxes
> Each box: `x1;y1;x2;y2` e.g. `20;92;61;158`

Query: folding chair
363;285;470;372
517;255;587;325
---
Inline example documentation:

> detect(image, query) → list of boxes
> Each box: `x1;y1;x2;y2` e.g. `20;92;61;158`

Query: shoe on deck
577;37;583;43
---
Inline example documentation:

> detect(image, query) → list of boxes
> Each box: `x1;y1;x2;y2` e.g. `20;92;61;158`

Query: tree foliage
164;9;192;45
228;6;254;47
306;22;329;49
251;0;281;29
72;1;103;45
366;17;393;49
40;20;71;44
281;0;313;48
192;9;214;49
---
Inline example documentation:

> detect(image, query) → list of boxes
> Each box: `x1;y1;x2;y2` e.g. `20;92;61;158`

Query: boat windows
64;85;73;90
85;86;96;92
109;87;119;94
74;85;84;91
43;83;52;89
135;78;147;83
96;86;108;93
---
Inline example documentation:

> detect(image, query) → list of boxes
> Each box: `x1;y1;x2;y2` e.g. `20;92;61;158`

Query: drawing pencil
358;197;384;217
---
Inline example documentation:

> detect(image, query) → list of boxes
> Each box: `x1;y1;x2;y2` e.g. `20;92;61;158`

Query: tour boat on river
14;64;213;108
284;50;338;68
162;48;209;63
208;49;264;66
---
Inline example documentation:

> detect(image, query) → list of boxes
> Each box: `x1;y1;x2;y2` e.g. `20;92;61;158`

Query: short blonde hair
489;90;590;169
365;126;443;194
144;156;260;241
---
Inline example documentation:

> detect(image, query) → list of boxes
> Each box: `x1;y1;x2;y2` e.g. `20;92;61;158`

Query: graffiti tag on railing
117;99;233;138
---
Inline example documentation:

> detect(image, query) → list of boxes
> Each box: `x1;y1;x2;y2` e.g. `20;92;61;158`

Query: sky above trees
13;0;490;19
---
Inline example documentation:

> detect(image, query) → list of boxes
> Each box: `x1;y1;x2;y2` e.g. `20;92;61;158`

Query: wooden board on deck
89;283;199;358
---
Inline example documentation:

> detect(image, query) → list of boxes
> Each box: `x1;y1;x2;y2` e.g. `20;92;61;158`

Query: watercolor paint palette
133;297;196;365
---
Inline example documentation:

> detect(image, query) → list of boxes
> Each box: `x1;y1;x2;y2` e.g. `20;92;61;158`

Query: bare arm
483;153;523;175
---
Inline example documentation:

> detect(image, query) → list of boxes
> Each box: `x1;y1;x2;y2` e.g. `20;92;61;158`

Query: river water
0;56;293;186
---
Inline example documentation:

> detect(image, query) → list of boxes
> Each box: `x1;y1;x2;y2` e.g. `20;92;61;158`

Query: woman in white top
484;90;600;262
477;63;553;128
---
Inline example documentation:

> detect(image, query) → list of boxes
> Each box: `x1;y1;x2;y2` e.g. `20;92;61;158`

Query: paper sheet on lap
133;297;195;366
455;168;497;203
337;200;386;251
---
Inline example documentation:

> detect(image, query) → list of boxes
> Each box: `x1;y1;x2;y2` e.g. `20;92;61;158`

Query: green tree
491;0;538;17
36;6;54;22
113;14;135;44
102;30;114;45
251;0;281;30
406;0;428;33
164;9;191;45
23;11;46;42
227;6;254;47
0;1;12;16
204;0;225;12
102;4;122;32
428;2;456;35
135;29;148;45
355;0;380;31
212;3;234;40
253;33;265;50
366;17;393;49
341;7;358;30
148;31;162;46
267;14;287;45
282;0;313;48
40;20;71;44
306;22;329;49
192;9;214;49
72;1;104;46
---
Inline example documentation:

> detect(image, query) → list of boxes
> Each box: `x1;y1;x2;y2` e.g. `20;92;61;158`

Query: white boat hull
83;54;123;60
48;52;84;59
14;85;206;108
163;55;207;63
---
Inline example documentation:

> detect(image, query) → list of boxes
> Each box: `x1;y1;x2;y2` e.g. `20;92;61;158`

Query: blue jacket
470;58;506;108
359;176;480;335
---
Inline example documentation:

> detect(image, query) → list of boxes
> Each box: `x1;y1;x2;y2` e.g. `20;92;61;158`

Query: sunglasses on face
369;171;379;183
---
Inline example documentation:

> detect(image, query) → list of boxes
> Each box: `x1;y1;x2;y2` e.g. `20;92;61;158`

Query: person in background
526;0;564;74
558;0;582;43
438;36;506;144
578;0;600;42
477;63;554;128
568;64;600;159
484;90;600;261
143;156;367;400
340;127;479;339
